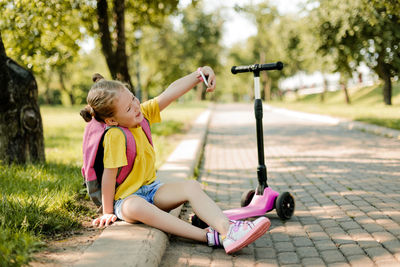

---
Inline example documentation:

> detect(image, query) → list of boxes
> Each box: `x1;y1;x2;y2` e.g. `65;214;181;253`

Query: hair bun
80;109;92;122
92;73;105;83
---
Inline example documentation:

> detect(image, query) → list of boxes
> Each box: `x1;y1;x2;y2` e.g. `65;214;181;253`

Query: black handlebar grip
231;61;284;74
260;61;283;71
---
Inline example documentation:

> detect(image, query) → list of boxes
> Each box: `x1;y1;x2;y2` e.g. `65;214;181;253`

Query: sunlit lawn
0;101;208;266
271;81;400;130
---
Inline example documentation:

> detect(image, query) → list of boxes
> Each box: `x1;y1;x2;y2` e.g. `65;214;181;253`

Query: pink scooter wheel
240;189;255;207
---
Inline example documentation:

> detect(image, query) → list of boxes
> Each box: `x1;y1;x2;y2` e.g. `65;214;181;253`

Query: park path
160;103;400;267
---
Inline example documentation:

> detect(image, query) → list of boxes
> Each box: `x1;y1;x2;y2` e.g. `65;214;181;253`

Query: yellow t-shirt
103;98;161;200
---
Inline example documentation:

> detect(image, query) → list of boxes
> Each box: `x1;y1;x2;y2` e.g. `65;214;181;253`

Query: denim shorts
114;180;163;220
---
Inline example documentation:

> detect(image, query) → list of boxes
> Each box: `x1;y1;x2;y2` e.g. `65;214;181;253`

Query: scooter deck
223;187;280;220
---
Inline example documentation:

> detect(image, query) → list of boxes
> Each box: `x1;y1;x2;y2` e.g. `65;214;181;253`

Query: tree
0;0;83;77
237;2;282;101
0;32;45;164
1;0;85;106
139;20;183;99
139;2;223;100
227;42;255;101
178;4;223;100
293;13;343;103
312;0;400;105
1;0;181;97
87;0;180;93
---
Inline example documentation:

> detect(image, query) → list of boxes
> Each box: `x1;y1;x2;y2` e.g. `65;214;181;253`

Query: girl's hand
200;66;216;92
92;213;117;228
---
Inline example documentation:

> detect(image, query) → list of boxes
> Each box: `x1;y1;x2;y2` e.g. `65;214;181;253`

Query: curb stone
73;108;211;267
266;105;400;140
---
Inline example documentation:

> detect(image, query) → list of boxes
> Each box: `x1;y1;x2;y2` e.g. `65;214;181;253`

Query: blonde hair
80;73;127;122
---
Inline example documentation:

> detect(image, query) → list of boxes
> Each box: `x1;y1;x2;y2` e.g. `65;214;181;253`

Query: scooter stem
231;62;283;195
254;70;268;194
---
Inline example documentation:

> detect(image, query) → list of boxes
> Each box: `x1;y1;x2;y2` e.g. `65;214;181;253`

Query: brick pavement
161;103;400;267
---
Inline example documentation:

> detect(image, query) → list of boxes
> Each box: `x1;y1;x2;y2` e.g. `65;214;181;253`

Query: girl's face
106;88;143;128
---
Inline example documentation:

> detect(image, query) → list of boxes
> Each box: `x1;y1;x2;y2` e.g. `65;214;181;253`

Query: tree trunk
341;82;351;104
260;51;271;101
382;76;392;105
96;0;135;93
58;70;75;105
264;76;271;101
320;76;328;102
0;33;45;164
374;56;392;105
340;74;351;104
196;83;202;101
201;85;206;100
44;78;51;104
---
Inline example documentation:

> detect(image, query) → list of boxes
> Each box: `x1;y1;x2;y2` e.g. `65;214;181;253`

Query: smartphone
199;70;209;87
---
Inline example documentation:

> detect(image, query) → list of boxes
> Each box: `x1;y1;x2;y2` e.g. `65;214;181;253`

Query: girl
80;67;271;254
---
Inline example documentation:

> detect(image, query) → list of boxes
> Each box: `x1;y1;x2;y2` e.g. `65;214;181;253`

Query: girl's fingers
200;66;216;91
106;215;116;226
93;214;117;228
207;76;216;91
99;218;106;228
92;218;99;226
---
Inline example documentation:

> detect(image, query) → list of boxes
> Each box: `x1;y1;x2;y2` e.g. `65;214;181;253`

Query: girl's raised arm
156;66;216;111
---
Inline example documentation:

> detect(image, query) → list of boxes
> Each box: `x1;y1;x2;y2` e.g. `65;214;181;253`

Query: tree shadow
185;109;400;264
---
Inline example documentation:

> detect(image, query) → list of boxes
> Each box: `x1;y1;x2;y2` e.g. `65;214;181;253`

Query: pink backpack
81;118;153;207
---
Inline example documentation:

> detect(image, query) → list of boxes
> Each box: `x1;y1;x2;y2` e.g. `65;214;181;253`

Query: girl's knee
184;179;202;193
121;196;146;222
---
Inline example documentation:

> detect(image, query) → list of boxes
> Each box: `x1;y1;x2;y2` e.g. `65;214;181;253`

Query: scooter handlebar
231;61;284;74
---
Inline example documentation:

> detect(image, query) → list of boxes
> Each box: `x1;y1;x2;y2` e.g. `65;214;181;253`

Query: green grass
0;101;208;266
271;81;400;130
0;162;90;266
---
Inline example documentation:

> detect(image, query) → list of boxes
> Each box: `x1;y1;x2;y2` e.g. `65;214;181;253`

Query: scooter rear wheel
276;192;295;220
240;189;255;207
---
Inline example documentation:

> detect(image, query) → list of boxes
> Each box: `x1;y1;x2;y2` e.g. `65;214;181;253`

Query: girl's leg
153;180;230;236
121;195;207;242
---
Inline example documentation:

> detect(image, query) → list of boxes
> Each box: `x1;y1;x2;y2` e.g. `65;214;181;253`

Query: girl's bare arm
156;66;216;111
92;168;118;227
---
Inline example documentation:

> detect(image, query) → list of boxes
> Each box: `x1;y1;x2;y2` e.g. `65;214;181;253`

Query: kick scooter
192;62;295;228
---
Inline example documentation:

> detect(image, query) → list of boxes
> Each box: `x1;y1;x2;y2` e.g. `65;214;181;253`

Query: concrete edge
74;107;212;267
338;120;400;140
266;104;400;140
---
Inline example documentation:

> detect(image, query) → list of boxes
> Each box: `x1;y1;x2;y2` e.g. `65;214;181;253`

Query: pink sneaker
222;217;271;254
206;227;223;247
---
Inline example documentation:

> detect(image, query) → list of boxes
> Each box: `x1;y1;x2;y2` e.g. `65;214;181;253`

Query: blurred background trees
139;2;223;101
0;0;399;106
312;0;400;105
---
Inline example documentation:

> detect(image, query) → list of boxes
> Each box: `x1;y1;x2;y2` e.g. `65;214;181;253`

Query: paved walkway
161;103;400;267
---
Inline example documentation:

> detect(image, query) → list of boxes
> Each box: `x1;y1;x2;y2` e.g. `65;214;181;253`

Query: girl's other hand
201;66;216;92
92;213;117;228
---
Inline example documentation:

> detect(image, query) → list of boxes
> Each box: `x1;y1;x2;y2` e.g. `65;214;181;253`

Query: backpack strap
140;118;153;146
110;125;136;185
114;118;152;185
